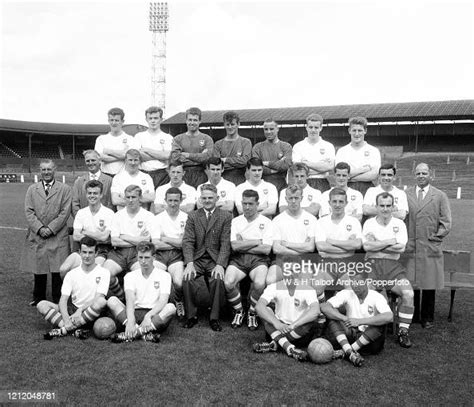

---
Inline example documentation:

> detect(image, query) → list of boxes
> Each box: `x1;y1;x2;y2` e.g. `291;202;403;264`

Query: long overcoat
403;185;451;289
21;181;72;274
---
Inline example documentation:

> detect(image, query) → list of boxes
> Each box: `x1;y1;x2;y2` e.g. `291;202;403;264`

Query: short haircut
165;187;183;199
145;106;163;118
348;116;368;130
168;161;184;171
186;107;202;120
125;149;141;161
286;184;303;195
205;157;224;168
82;149;100;158
39;159;56;168
246;157;263;169
376;192;394;206
85;179;104;193
306;113;324;125
108;107;125;120
223;111;240;124
136;241;155;253
379;163;396;175
242;189;259;202
80;236;97;249
335;161;351;174
200;183;218;195
291;162;310;175
124;184;142;196
329;187;347;200
263;118;279;125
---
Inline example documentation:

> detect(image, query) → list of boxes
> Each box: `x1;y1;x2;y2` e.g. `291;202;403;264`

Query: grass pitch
0;183;473;405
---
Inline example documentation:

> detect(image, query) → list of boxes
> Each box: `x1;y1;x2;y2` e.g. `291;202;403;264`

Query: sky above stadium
1;0;473;126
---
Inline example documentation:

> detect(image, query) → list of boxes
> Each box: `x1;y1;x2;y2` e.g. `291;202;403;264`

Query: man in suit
182;184;232;331
72;149;113;217
403;163;451;328
21;159;72;305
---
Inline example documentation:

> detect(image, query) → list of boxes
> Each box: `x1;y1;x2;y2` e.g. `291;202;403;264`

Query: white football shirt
124;268;172;309
73;205;115;244
231;214;274;246
315;215;362;258
362;217;408;260
94;132;139;175
61;265;110;308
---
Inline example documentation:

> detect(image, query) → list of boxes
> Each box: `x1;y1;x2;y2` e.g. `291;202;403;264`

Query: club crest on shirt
368;305;374;315
220;191;226;198
393;226;399;233
99;220;105;227
278;152;283;158
122;138;128;143
237;151;242;156
394;197;398;204
199;140;205;147
160;139;165;144
346;224;352;232
351;195;356;201
180;221;185;229
138;221;144;228
308;195;313;201
154;281;160;289
304;219;309;225
294;298;300;307
96;277;101;284
364;151;370;157
320;148;325;155
182;194;187;199
141;180;146;185
259;223;265;230
263;189;268;195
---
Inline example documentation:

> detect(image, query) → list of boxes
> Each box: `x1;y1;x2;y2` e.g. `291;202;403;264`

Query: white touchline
0;226;27;231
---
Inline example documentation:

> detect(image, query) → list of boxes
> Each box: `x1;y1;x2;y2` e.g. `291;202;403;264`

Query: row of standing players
26;106;451;365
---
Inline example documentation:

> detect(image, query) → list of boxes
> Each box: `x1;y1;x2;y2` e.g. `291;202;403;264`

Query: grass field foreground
0;184;473;405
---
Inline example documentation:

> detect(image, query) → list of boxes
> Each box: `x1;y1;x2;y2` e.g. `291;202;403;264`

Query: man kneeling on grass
252;267;344;362
107;241;176;343
37;237;109;340
321;272;393;367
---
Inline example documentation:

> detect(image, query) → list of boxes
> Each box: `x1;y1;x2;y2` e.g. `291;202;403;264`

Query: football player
224;190;273;330
321;272;393;367
362;192;415;348
151;187;188;320
37;237;109;339
108;241;176;343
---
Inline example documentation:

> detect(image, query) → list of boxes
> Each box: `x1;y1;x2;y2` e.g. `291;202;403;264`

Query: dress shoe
183;317;198;329
422;321;434;329
209;319;222;332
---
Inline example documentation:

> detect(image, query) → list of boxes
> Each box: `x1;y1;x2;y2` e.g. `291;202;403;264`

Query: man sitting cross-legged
37;237;109;340
321;272;393;367
150;187;188;320
108;241;176;343
253;269;342;362
224;189;273;330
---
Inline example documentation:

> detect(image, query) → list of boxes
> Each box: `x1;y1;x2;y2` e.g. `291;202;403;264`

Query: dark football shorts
229;253;269;275
107;247;138;271
155;249;183;268
96;243;112;259
368;258;409;291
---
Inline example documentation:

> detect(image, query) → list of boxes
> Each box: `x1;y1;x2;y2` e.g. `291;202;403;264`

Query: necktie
417;188;424;203
45;184;51;196
207;211;211;221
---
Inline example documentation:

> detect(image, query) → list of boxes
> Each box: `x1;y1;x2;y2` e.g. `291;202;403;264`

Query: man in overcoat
22;160;72;305
404;163;451;328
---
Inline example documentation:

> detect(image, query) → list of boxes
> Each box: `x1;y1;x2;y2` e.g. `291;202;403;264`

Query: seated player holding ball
253;268;329;362
107;241;176;343
37;237;109;340
321;272;393;367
